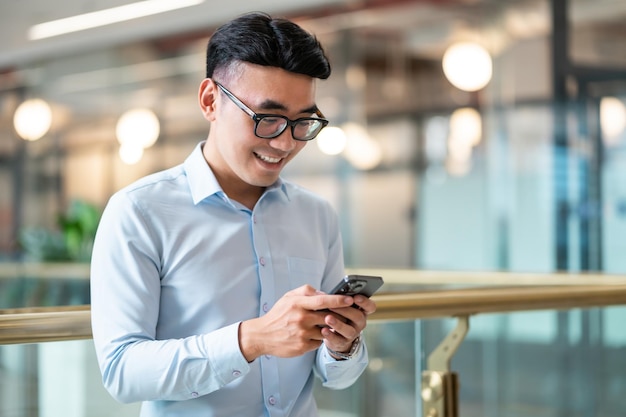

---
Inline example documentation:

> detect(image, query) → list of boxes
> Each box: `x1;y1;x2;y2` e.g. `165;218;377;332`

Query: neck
225;185;264;210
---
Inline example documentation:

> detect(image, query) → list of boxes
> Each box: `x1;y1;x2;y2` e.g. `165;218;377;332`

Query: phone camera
348;280;366;293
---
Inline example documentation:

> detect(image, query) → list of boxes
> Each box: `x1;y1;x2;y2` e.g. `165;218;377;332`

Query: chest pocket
287;257;325;290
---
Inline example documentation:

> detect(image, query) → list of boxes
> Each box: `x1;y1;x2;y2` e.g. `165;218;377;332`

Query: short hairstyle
205;12;331;80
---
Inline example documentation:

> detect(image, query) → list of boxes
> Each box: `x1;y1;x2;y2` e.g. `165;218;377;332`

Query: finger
323;313;360;339
321;325;356;353
303;294;354;311
307;326;326;342
321;326;344;342
327;306;362;324
318;310;348;327
353;295;377;315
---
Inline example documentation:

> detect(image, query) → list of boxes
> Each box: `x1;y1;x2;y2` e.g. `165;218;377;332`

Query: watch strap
327;334;362;360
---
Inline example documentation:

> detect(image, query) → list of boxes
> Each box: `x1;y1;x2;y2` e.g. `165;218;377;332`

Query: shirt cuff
316;340;369;389
203;321;250;386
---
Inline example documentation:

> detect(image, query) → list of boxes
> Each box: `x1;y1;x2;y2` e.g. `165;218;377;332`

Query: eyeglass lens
256;116;325;141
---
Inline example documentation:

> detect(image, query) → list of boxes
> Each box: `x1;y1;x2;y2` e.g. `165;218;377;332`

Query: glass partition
0;340;140;417
0;264;89;310
316;308;626;417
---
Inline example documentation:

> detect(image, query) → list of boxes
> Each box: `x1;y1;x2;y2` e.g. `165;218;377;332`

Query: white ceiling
0;0;350;69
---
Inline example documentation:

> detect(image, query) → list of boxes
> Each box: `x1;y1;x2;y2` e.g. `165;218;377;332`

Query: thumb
287;284;318;297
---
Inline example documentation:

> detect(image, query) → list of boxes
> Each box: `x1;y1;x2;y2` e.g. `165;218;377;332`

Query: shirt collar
265;177;291;202
183;141;290;205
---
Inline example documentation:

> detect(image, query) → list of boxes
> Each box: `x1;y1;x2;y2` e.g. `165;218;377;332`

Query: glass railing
0;263;90;310
2;266;626;416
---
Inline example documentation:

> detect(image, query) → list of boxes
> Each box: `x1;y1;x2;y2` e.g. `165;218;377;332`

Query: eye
298;119;316;127
258;116;284;126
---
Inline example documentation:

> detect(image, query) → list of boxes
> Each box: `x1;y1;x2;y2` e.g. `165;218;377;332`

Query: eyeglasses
214;81;329;141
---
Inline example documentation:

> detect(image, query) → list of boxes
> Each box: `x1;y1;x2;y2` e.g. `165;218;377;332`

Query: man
90;12;376;417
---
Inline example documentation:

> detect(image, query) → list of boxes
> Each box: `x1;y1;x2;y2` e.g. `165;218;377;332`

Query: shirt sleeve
90;192;250;403
315;340;369;390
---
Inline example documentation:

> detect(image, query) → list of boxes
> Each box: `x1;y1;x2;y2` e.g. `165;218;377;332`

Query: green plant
19;199;101;262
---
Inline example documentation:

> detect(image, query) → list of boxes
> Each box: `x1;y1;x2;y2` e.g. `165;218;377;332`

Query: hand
321;294;376;356
238;285;355;361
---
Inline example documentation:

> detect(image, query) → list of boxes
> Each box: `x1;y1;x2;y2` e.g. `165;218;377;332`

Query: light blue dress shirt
90;142;368;417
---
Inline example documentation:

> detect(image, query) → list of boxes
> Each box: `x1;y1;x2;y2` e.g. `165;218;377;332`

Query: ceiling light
449;107;482;148
317;126;347;156
342;122;383;170
442;42;493;92
600;96;626;145
13;98;52;141
116;108;160;149
119;143;144;165
29;0;205;40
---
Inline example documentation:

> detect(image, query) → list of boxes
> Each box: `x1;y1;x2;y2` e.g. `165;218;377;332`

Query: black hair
205;12;331;80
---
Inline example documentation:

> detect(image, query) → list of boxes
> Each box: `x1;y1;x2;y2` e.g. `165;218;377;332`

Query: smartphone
329;274;384;298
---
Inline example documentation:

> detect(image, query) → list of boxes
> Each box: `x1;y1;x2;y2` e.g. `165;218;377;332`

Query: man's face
200;63;319;198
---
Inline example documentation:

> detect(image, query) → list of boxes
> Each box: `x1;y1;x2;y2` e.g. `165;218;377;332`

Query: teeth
256;153;281;164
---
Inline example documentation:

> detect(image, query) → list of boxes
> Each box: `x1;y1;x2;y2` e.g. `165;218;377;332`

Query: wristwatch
327;334;362;361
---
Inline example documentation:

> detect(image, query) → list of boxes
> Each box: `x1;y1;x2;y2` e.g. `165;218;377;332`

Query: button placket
251;210;274;317
251;204;280;414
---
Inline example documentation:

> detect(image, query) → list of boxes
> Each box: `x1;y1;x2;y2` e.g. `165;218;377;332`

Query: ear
198;78;218;121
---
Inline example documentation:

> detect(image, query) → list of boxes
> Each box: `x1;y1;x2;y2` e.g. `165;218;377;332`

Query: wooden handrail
3;264;626;284
371;284;626;320
0;269;626;344
0;305;92;345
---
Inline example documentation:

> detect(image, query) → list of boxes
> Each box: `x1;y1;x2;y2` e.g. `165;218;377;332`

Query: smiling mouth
254;152;282;164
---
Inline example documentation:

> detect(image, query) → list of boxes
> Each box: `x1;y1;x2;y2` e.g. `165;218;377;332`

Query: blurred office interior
1;0;626;416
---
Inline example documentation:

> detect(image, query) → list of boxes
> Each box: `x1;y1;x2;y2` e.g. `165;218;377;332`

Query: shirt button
253;215;257;224
262;303;269;312
191;392;199;398
232;370;241;377
268;396;277;406
265;355;272;360
259;257;266;266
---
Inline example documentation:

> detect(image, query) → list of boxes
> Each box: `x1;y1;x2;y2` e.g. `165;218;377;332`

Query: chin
246;174;279;188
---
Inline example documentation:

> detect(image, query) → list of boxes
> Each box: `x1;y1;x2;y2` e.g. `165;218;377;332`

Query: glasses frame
214;81;329;141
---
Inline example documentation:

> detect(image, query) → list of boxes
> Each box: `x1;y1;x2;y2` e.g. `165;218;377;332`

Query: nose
268;127;297;152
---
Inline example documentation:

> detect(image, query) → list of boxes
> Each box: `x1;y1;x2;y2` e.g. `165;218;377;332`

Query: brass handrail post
421;315;470;417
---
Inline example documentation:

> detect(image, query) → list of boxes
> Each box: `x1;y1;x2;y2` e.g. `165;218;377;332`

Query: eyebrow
257;98;319;116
